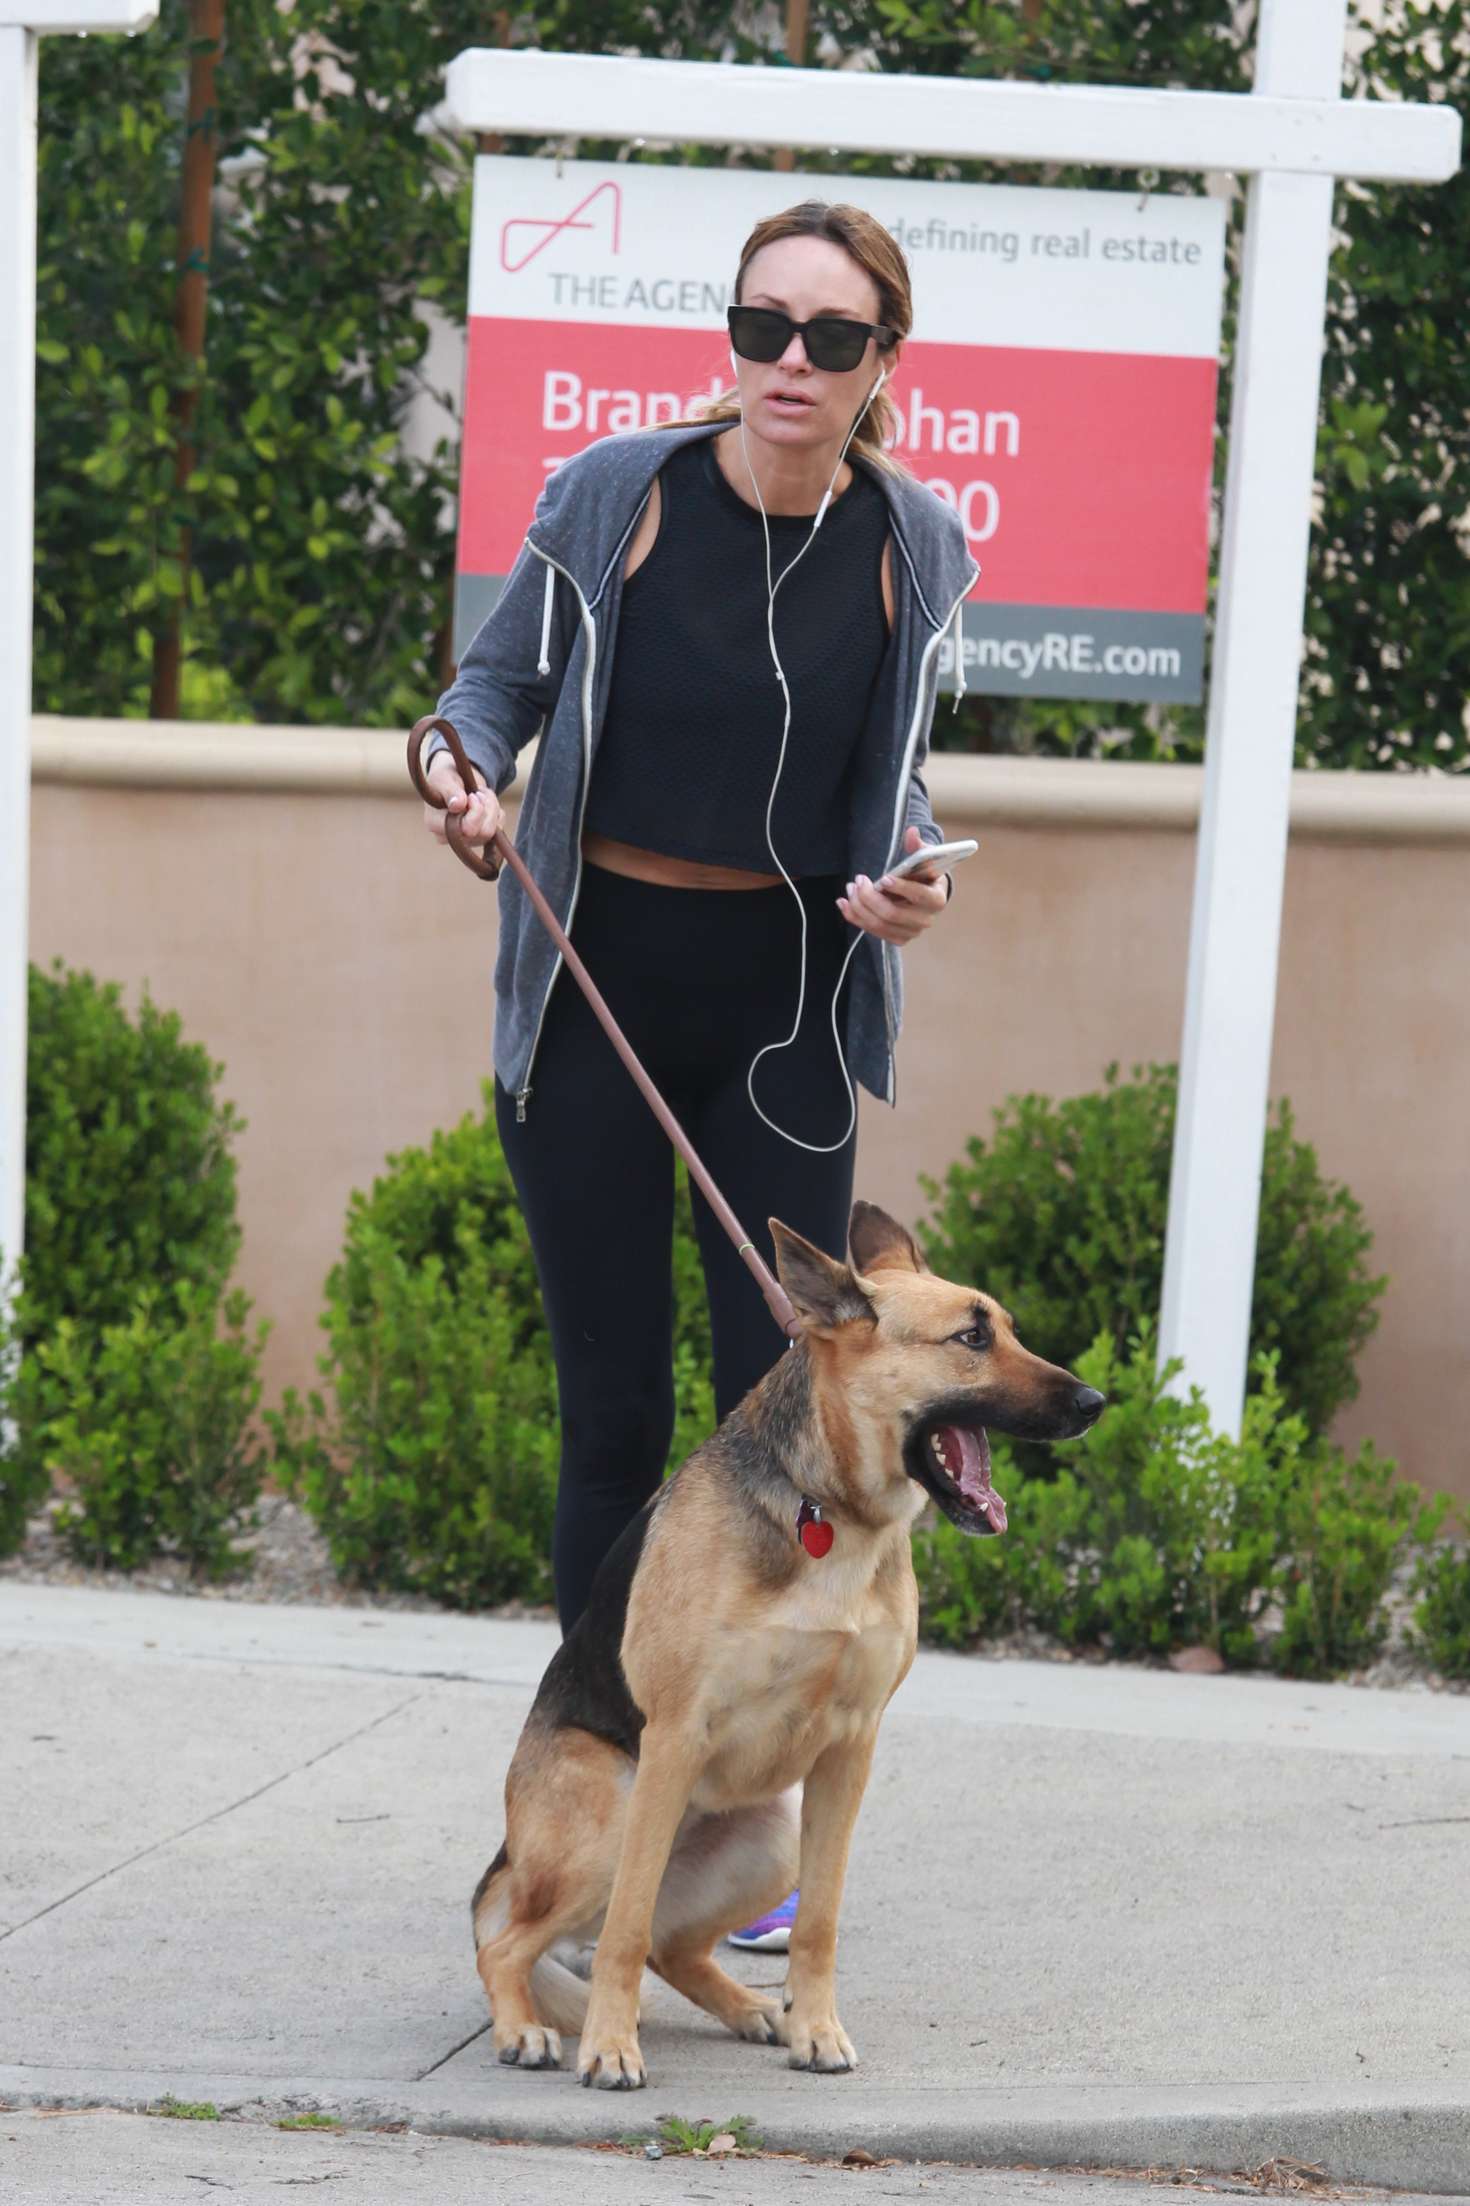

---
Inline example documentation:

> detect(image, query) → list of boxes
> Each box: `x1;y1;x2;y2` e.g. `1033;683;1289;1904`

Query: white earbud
728;346;741;378
739;361;894;1157
812;369;888;531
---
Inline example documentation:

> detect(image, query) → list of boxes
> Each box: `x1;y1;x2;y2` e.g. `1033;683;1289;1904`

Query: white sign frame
443;1;1461;1435
1;3;157;1300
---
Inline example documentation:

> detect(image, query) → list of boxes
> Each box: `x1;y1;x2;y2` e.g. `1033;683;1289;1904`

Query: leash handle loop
406;715;801;1343
408;714;500;881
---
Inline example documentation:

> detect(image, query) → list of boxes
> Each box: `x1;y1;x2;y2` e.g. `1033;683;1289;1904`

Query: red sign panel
459;319;1217;618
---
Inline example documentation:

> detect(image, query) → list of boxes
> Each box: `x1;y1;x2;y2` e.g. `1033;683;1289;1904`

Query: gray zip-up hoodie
431;420;978;1116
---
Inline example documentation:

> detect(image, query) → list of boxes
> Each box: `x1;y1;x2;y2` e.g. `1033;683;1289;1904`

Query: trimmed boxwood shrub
917;1063;1385;1444
16;960;242;1348
274;1088;715;1610
1;961;247;1559
1409;1533;1470;1682
1269;1435;1442;1680
0;1334;37;1557
914;1336;1297;1666
912;1331;1444;1676
31;1285;268;1577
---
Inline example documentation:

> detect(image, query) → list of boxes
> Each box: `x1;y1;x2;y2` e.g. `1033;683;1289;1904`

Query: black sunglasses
727;304;898;375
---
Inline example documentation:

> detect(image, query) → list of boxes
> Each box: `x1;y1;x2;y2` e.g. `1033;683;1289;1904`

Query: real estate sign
456;156;1226;701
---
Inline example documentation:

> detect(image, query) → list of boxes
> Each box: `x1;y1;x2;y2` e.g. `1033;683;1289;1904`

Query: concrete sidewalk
5;2112;1467;2206
2;1584;1468;2192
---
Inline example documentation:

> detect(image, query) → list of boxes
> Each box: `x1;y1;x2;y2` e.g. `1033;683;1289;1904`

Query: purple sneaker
727;1888;798;1952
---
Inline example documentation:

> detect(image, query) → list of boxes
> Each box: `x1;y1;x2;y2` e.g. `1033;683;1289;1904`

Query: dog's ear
770;1219;873;1333
848;1200;927;1277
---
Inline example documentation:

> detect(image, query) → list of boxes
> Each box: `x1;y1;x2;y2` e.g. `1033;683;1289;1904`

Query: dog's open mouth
914;1423;1008;1537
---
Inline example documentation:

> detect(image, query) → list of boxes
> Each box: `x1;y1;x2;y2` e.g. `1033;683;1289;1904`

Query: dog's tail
529;1951;593;2034
471;1843;592;2037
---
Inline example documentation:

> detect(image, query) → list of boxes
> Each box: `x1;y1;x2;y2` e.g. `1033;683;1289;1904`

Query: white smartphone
886;838;979;880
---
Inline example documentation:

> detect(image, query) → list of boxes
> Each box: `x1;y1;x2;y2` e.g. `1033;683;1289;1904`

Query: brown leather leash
408;715;802;1343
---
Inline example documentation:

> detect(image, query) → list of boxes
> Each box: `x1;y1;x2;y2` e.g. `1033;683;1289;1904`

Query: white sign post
446;0;1459;1436
1;1;157;1293
1157;4;1357;1427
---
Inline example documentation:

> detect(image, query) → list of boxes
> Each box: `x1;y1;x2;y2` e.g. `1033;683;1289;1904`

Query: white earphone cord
739;366;888;1156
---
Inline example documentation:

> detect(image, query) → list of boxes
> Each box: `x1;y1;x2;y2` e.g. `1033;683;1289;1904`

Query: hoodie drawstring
950;596;967;711
537;562;555;678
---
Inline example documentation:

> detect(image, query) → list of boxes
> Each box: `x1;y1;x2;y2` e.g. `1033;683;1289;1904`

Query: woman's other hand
837;826;950;945
423;751;502;854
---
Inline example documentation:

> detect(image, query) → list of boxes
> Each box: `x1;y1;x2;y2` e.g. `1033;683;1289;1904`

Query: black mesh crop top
584;430;891;875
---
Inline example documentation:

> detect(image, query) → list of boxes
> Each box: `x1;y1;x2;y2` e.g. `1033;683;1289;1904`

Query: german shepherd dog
471;1201;1104;2089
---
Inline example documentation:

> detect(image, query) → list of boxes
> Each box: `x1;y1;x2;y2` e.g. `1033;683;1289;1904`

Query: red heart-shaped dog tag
800;1514;834;1559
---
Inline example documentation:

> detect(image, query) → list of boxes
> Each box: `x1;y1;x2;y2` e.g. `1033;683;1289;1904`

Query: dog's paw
780;2010;858;2073
576;2030;647;2090
494;2024;563;2069
731;1997;782;2046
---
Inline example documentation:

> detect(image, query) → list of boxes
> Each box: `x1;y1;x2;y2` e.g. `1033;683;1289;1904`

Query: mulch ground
3;1490;1463;1695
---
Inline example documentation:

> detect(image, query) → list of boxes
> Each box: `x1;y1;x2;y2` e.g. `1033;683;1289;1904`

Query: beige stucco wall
26;719;1470;1503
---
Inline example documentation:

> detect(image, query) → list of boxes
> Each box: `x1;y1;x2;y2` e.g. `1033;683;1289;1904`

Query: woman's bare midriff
581;831;783;891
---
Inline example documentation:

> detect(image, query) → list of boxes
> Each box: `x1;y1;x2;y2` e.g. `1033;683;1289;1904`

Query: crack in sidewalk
416;2020;491;2081
0;1692;423;1944
7;1639;538;1690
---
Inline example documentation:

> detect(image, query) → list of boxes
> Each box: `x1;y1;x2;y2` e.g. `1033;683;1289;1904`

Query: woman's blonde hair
682;199;913;469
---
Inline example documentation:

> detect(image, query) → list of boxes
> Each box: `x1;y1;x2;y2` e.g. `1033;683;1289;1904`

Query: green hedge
912;1333;1445;1677
918;1063;1384;1446
6;981;1430;1674
1410;1533;1470;1682
276;1065;1423;1674
273;1088;715;1609
1;962;257;1570
33;1286;267;1577
17;961;241;1350
33;0;1470;770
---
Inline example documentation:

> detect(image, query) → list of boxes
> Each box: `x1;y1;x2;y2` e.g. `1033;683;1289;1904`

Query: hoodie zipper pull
515;1088;531;1124
536;564;555;678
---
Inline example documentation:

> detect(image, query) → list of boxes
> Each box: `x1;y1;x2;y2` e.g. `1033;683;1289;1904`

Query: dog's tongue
939;1424;1007;1534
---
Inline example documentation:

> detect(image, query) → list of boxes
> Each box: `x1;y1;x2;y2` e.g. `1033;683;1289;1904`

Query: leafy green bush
1270;1441;1444;1681
913;1331;1437;1676
912;1443;1051;1651
274;1090;714;1609
34;2;475;727
0;1326;46;1557
18;960;242;1350
1047;1337;1303;1664
17;1286;267;1576
918;1334;1299;1667
1409;1535;1470;1682
0;961;247;1559
918;1064;1384;1443
35;6;1470;772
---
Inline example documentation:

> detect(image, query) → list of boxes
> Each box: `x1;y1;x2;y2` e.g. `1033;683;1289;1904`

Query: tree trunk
150;0;226;721
477;13;513;160
773;0;809;173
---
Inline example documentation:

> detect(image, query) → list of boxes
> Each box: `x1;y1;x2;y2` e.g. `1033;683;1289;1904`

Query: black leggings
496;863;857;1632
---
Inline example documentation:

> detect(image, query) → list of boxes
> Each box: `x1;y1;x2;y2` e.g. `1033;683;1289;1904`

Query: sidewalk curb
3;2069;1466;2194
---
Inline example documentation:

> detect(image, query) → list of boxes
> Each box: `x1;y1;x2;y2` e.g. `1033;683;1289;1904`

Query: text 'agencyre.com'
939;616;1202;702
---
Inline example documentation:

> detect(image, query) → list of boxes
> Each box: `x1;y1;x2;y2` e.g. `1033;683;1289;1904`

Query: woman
420;199;976;1945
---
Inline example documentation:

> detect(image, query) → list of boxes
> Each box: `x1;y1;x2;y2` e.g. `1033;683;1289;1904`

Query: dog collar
797;1497;834;1559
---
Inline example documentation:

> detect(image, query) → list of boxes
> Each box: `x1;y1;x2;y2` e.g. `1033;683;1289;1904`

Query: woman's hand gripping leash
405;715;803;1347
410;714;504;878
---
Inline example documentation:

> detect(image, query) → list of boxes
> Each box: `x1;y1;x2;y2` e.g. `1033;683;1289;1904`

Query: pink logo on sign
500;180;622;274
